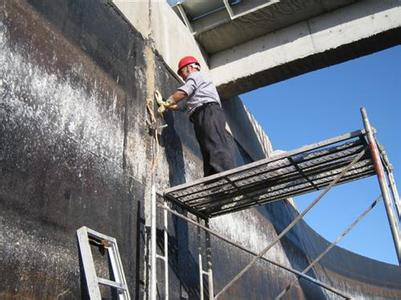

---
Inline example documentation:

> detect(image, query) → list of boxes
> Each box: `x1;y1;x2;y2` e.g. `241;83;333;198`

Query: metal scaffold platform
148;108;401;300
164;129;375;218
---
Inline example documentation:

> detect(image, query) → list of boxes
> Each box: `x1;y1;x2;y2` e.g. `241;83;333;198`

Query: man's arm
166;90;187;110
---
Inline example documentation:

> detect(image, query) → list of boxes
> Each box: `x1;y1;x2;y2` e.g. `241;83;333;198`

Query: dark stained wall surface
1;0;147;298
1;1;401;300
0;0;213;298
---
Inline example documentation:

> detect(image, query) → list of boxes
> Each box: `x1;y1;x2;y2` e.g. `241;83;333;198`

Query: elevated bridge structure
114;0;401;98
172;0;401;98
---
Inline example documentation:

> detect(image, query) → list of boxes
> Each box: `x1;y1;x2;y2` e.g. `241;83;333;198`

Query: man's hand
164;97;176;108
155;91;177;116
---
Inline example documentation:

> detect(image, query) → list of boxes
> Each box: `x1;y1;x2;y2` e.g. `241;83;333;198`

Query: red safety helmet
177;56;200;75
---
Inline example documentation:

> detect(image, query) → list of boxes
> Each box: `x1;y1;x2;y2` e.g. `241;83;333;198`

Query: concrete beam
211;1;401;99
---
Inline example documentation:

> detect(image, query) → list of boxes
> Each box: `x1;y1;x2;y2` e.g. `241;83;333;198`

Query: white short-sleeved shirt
178;71;221;115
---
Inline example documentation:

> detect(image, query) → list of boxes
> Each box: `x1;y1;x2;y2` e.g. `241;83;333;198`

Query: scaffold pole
361;107;401;265
214;149;366;299
157;203;350;299
275;194;382;300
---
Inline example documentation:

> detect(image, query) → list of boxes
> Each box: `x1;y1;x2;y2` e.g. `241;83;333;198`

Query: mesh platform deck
163;130;376;218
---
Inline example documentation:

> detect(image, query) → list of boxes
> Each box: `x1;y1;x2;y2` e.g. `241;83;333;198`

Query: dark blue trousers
190;103;235;177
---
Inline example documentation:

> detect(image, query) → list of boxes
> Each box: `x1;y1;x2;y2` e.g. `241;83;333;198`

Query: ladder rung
77;227;130;299
202;270;209;276
98;277;127;291
156;254;166;261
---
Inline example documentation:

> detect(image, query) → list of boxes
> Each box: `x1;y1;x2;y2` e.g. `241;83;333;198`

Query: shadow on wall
161;111;186;187
257;202;327;299
160;111;203;299
155;210;203;299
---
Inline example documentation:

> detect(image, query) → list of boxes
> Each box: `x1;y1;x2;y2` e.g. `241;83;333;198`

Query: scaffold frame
164;129;375;219
149;107;401;299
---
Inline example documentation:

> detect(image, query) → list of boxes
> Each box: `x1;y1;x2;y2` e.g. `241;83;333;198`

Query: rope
146;100;160;174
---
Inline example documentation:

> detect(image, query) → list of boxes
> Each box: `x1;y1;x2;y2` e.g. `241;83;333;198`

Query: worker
157;56;235;177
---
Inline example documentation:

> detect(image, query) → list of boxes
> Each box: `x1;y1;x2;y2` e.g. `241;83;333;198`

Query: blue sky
242;45;401;265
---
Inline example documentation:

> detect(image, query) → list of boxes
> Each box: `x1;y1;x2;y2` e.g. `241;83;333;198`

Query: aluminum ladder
77;226;130;300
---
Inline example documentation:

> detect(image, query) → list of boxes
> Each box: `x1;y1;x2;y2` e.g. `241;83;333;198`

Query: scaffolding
148;108;401;299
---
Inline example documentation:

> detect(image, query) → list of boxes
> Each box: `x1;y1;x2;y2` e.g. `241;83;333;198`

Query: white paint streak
0;214;78;277
0;21;124;172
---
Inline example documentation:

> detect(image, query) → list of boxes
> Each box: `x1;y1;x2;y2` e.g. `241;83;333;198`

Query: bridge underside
173;0;401;98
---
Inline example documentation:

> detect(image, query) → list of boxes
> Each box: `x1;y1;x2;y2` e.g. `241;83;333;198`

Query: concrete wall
111;1;401;100
110;0;273;162
1;0;147;298
1;1;401;300
0;0;259;298
112;0;209;77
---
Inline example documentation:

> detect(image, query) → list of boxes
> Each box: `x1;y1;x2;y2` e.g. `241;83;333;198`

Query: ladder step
77;226;131;300
98;277;128;291
156;254;166;261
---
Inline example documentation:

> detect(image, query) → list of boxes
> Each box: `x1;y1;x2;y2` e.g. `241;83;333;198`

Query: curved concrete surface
0;1;400;299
